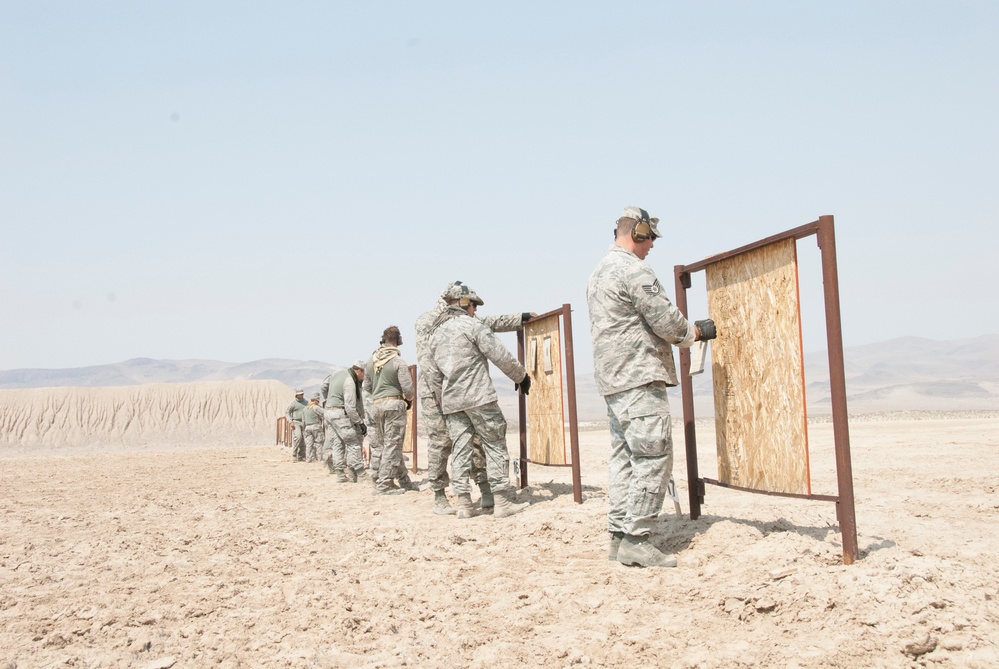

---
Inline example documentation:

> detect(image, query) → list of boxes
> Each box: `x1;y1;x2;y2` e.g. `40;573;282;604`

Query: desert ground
1;382;998;668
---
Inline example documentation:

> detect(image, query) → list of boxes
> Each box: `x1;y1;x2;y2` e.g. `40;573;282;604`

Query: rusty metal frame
515;303;583;504
673;215;858;564
408;364;419;473
275;416;293;447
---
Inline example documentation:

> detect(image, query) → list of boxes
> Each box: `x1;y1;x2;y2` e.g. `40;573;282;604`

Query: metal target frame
514;303;583;504
674;215;858;565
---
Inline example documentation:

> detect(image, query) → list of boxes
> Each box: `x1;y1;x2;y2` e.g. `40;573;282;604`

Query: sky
2;1;997;373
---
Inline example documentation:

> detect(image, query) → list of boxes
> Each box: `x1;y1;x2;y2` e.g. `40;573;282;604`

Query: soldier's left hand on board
516;375;532;396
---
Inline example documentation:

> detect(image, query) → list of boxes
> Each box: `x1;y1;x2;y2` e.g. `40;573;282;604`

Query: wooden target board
705;238;810;494
523;313;567;465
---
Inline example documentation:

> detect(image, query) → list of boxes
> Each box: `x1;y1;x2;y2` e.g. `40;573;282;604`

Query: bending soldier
415;280;533;515
321;361;369;483
426;282;532;519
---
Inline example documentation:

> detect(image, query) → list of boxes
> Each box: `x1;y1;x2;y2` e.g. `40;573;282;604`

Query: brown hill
0;380;290;453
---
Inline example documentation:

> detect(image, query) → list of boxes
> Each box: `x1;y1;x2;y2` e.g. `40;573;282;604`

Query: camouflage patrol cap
352;359;367;370
443;280;484;306
311;392;320;400
442;281;465;300
621;205;661;239
295;388;304;395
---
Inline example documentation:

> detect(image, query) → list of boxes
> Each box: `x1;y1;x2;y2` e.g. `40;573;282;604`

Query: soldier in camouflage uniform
303;392;325;462
284;388;308;461
415;281;533;515
587;205;716;568
363;326;418;495
321;361;369;483
425;283;533;519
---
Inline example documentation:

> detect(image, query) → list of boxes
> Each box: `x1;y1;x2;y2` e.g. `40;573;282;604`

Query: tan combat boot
454;493;475;519
477;481;494;514
608;532;625;561
616;535;677;568
373;481;405;496
331;463;350;483
398;475;420;492
432;490;456;516
493;489;529;518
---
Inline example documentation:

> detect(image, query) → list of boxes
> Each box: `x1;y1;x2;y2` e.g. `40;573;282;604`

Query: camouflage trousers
605;381;673;538
304;424;324;462
291;422;305;460
444;401;510;496
421;395;487;492
322;409;364;475
367;399;409;485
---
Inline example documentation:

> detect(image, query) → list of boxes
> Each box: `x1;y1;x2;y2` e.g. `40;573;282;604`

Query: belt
373;395;403;403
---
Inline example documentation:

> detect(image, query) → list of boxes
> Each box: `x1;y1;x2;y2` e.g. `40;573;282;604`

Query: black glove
404;399;412;411
354;423;367;436
695;319;717;341
522;312;533;323
516;374;532;396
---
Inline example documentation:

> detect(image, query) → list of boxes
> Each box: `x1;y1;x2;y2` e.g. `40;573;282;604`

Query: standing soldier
426;283;532;519
284;388;308;461
303;392;325;462
364;326;418;495
587;205;716;568
415;281;534;515
321;361;369;482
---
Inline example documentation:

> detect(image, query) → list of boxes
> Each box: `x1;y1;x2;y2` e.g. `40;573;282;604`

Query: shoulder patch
642;279;662;296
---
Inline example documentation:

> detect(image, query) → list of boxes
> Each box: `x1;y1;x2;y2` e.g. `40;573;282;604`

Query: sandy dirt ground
2;410;999;668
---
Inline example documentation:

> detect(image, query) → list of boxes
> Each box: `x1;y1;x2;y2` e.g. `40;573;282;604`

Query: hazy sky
2;1;997;373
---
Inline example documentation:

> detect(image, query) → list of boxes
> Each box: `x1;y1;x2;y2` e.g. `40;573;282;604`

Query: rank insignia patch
642;280;661;296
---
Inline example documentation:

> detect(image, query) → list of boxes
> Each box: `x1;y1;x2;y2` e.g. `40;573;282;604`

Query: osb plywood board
705;238;809;494
524;313;567;465
403;365;416;454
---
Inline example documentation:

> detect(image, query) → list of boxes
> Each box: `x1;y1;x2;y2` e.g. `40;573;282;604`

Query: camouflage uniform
587;243;696;538
321;367;366;478
303;394;325;462
415;299;524;492
284;393;307;461
425;306;527;496
363;348;415;490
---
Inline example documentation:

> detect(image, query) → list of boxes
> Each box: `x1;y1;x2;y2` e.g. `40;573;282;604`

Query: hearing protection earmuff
630;208;653;243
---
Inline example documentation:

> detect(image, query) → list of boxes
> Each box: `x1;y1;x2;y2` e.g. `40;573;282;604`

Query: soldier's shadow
517;481;602;504
650;512;873;556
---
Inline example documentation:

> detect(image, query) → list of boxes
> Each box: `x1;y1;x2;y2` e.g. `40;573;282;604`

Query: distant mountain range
0;357;339;391
801;334;999;412
3;334;998;418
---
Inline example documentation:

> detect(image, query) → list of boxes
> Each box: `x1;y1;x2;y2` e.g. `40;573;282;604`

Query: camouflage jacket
425;306;527;414
586;244;696;396
415;298;524;399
